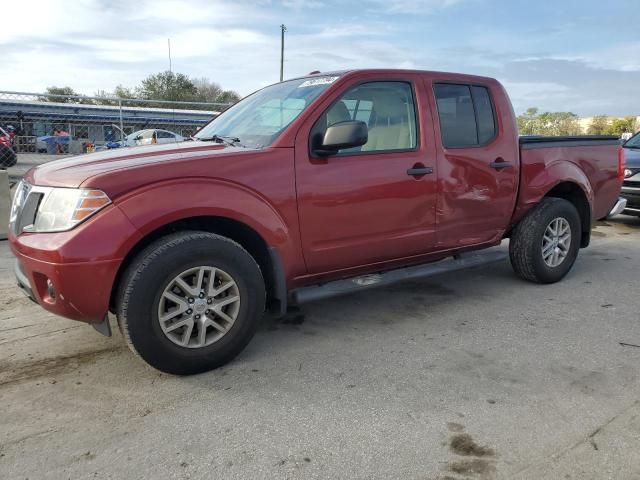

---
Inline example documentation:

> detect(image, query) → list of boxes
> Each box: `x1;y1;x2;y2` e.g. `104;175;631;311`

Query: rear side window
472;86;496;144
433;83;496;148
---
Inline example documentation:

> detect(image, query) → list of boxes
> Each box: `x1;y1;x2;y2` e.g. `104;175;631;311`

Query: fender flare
514;160;593;226
113;177;300;282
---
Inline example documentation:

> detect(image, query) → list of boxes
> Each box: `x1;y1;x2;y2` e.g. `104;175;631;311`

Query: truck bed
516;135;621;223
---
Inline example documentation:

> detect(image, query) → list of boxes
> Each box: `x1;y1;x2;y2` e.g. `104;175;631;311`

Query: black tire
116;231;265;375
509;197;581;284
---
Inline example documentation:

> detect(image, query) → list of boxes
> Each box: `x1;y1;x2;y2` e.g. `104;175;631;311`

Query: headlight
25;187;111;233
624;168;639;179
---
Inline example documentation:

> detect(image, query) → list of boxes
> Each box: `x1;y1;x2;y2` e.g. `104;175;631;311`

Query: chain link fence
0;90;233;158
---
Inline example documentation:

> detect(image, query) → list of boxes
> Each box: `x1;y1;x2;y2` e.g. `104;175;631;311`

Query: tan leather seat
362;94;411;151
326;100;352;126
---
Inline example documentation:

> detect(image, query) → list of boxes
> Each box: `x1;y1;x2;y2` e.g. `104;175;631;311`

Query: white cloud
376;0;465;13
0;0;637;116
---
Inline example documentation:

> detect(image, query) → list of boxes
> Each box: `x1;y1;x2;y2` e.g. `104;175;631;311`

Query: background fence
0;91;234;155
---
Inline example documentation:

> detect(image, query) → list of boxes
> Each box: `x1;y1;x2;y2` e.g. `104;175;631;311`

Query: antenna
168;38;172;73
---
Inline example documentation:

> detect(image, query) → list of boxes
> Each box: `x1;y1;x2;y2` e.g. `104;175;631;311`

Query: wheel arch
544;181;592;248
512;159;594;248
110;215;288;316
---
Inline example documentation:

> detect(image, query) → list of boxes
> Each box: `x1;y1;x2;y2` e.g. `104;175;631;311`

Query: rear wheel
117;231;265;375
509;197;581;284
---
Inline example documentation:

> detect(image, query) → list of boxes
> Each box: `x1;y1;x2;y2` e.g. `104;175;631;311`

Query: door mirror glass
315;120;368;156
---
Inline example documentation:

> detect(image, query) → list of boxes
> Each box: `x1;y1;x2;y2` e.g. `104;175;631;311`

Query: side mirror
314;120;368;156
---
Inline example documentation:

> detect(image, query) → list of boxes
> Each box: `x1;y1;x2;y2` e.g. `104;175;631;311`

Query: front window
625;132;640;148
194;75;341;148
310;81;418;155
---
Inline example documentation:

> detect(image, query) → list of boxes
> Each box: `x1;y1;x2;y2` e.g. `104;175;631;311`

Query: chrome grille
9;182;42;235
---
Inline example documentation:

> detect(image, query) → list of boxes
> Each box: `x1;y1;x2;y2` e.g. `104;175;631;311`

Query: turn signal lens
72;191;111;222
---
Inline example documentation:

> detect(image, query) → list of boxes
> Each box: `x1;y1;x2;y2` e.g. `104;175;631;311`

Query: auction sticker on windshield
298;76;340;88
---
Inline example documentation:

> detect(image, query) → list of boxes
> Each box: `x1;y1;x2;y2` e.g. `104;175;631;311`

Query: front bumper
621;183;640;215
12;251;122;323
15;258;36;303
9;204;142;324
608;197;628;217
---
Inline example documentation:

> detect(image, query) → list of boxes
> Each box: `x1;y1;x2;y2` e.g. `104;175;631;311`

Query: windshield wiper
196;134;242;147
625;145;640;149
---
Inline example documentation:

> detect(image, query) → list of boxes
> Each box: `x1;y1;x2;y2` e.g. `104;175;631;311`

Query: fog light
47;279;56;299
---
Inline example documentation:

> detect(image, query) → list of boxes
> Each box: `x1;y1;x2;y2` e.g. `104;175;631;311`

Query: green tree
516;108;581;136
114;85;137;100
192;78;241;108
516;107;540;135
41;86;93;104
587;115;610;135
537;111;581;136
137;71;198;102
604;117;636;137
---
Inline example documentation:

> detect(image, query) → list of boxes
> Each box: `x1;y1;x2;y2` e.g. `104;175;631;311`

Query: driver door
295;75;438;273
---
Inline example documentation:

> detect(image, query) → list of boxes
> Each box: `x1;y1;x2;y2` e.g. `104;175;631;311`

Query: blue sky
2;0;639;115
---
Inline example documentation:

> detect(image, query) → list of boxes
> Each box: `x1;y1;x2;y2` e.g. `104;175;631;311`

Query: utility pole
168;38;172;73
280;24;287;82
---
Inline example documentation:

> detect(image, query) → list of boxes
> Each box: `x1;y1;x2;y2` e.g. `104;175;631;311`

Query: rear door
295;74;438;273
429;80;519;248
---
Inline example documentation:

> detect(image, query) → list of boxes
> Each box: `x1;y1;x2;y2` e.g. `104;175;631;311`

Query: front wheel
117;231;265;375
509;197;581;284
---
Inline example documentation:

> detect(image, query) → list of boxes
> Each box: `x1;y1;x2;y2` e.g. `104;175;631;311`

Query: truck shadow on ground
3;217;637;386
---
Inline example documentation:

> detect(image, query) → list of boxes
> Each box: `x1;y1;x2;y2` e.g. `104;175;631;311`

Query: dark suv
622;132;640;216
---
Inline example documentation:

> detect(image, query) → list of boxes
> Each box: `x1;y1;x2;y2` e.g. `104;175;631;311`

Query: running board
291;249;508;304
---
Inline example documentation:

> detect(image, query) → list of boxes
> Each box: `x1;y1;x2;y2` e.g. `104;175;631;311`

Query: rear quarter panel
515;143;621;224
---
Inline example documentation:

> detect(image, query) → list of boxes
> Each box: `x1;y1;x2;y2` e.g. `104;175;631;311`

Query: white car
125;129;185;146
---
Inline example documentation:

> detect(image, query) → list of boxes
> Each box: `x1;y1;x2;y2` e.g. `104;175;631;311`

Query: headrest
372;93;407;119
327;101;351;125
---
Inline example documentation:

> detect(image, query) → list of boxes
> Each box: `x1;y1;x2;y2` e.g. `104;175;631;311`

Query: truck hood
25;141;255;194
623;146;640;168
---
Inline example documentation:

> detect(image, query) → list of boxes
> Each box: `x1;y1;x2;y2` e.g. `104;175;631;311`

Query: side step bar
291;249;508;304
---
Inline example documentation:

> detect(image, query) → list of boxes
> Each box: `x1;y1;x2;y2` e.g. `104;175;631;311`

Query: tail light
618;147;625;181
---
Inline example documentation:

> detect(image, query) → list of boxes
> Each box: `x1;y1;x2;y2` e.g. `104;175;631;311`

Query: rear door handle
407;166;434;177
489;159;512;170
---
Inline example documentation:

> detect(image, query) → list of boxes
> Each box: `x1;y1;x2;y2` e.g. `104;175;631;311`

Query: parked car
125;129;185;146
0;126;17;168
620;131;640;216
9;69;624;375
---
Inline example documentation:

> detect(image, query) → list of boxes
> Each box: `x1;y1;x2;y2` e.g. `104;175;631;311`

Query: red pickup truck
9;69;625;374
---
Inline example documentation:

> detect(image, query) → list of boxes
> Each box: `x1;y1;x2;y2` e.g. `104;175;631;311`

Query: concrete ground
0;214;639;479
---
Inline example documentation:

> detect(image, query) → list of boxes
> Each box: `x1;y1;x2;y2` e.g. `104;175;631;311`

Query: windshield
625;132;640;148
194;75;341;148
